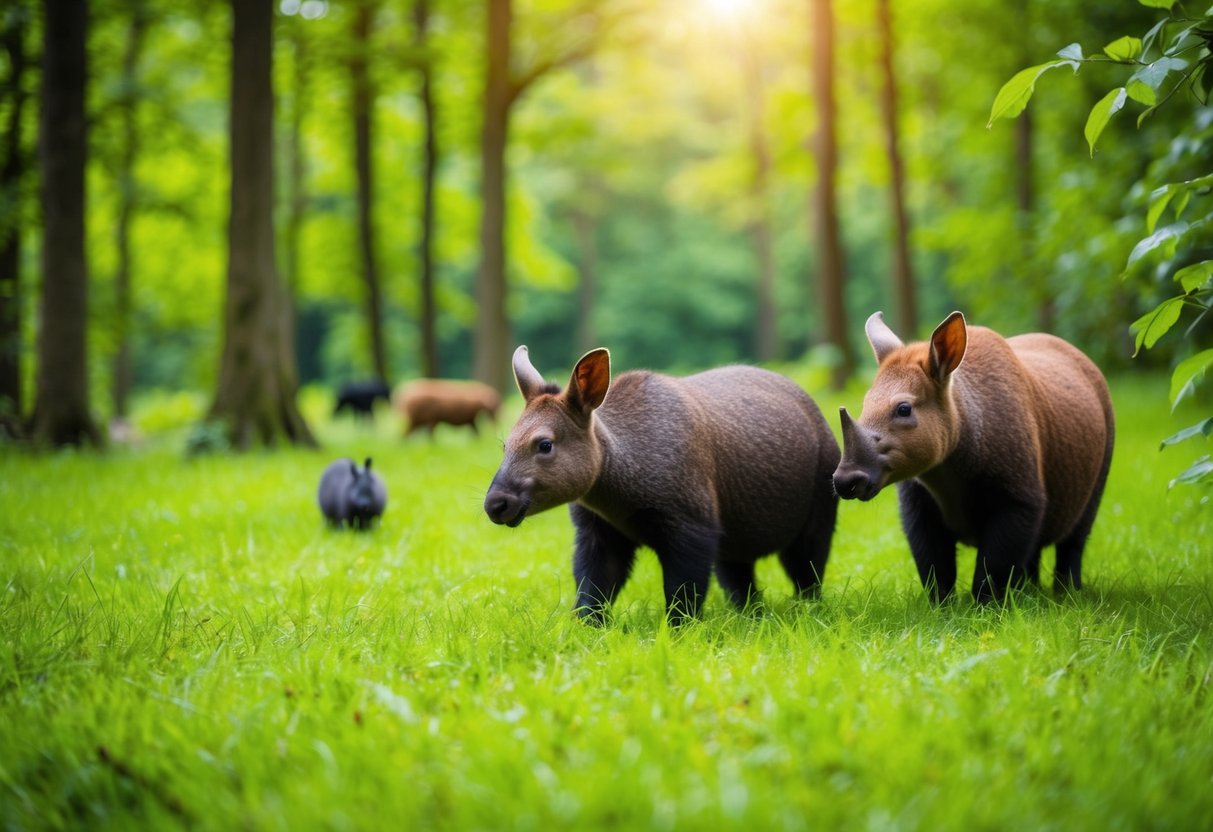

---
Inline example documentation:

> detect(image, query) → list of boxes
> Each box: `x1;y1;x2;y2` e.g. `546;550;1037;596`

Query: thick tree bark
210;0;314;449
352;0;388;383
744;40;777;363
809;0;854;389
414;0;439;378
0;4;30;431
112;3;148;420
30;0;101;446
473;0;512;393
876;0;917;339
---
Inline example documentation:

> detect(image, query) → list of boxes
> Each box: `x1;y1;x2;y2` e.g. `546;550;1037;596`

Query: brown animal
832;311;1114;602
395;379;501;437
483;346;840;623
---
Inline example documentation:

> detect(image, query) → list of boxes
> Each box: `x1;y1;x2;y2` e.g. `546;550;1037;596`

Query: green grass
1;375;1211;830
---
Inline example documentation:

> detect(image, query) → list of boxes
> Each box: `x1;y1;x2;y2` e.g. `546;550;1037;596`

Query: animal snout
833;467;877;502
484;489;529;527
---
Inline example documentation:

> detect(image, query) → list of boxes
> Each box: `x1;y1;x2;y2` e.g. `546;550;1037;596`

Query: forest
1;0;1207;454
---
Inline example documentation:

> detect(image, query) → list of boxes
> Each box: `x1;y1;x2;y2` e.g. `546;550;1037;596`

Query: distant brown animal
832;311;1114;603
483;346;840;624
395;379;500;436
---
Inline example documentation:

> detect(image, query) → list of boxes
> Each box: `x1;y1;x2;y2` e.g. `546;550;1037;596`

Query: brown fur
833;311;1114;602
484;346;840;623
394;379;501;436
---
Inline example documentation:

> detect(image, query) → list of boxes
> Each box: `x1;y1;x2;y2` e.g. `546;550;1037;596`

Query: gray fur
318;457;387;530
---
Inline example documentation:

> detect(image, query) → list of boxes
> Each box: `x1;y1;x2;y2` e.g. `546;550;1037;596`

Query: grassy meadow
1;374;1211;830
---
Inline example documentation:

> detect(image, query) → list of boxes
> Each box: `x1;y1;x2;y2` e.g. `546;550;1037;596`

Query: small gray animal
484;346;840;624
318;457;387;529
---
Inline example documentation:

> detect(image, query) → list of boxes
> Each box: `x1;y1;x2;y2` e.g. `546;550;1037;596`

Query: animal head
348;457;381;522
484;345;611;527
833;311;967;501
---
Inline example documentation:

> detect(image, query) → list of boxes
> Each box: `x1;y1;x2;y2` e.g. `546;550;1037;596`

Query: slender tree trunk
744;38;777;362
573;206;598;352
210;0;314;449
876;0;917;338
284;22;309;305
473;0;511;393
30;0;100;446
0;5;30;431
112;3;148;421
414;0;439;378
809;0;853;388
352;0;388;382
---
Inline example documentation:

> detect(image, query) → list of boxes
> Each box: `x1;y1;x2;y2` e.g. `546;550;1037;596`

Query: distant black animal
318;457;387;529
334;380;391;419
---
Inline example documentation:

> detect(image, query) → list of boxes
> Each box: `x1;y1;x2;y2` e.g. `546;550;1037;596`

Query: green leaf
1168;455;1213;489
1141;19;1167;54
1129;57;1189;99
1138;0;1175;8
1170;348;1213;408
1127;78;1157;105
1058;43;1084;61
1085;88;1128;156
1159;417;1213;449
1173;188;1191;221
1147;184;1176;234
1128;221;1189;268
1174;261;1213;293
987;60;1079;127
1130;295;1186;355
1103;36;1142;61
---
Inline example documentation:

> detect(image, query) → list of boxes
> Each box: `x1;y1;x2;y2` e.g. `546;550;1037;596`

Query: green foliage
991;1;1213;487
1;376;1211;827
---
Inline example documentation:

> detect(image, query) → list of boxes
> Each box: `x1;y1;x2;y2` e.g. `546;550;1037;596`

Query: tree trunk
473;0;511;393
0;4;30;432
809;0;853;389
352;0;388;383
30;0;100;446
573;206;599;352
876;0;917;338
414;0;439;378
112;2;148;421
284;19;309;303
210;0;314;449
744;39;777;363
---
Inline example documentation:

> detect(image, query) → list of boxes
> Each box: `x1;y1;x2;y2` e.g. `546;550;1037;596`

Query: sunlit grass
1;374;1210;829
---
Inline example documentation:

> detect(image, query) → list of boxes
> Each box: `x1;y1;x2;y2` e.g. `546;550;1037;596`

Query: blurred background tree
1;0;1204;446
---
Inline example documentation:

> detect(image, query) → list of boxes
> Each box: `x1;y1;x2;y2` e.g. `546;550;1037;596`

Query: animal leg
898;481;958;602
655;520;720;625
715;560;759;609
973;501;1045;603
1054;444;1112;593
570;505;638;625
778;494;838;599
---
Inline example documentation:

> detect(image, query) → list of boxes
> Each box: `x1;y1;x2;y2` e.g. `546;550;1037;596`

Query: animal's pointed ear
865;311;904;363
348;460;358;477
566;348;610;419
512;345;546;402
929;311;967;383
364;457;373;472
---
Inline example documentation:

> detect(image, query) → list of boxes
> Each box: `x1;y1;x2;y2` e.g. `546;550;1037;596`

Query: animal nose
484;489;524;526
833;469;871;501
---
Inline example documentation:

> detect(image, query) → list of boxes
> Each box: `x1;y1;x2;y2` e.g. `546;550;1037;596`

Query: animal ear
364;457;372;471
512;345;546;402
929;311;967;383
567;348;611;418
348;460;358;477
865;311;904;363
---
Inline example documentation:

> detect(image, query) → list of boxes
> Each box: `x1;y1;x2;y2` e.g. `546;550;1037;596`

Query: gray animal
318;457;387;529
484;346;840;624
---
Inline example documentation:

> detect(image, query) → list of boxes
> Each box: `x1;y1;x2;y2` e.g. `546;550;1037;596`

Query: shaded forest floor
1;374;1211;829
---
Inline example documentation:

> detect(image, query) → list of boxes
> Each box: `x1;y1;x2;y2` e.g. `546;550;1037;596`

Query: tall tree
209;0;314;448
473;0;599;392
809;0;854;388
1014;1;1048;332
351;0;388;383
414;0;439;378
30;0;101;445
744;36;777;363
876;0;917;338
0;2;31;433
111;1;149;421
283;11;311;307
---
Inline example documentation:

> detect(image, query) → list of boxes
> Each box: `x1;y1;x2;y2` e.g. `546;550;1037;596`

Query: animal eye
537;439;553;454
895;402;912;418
